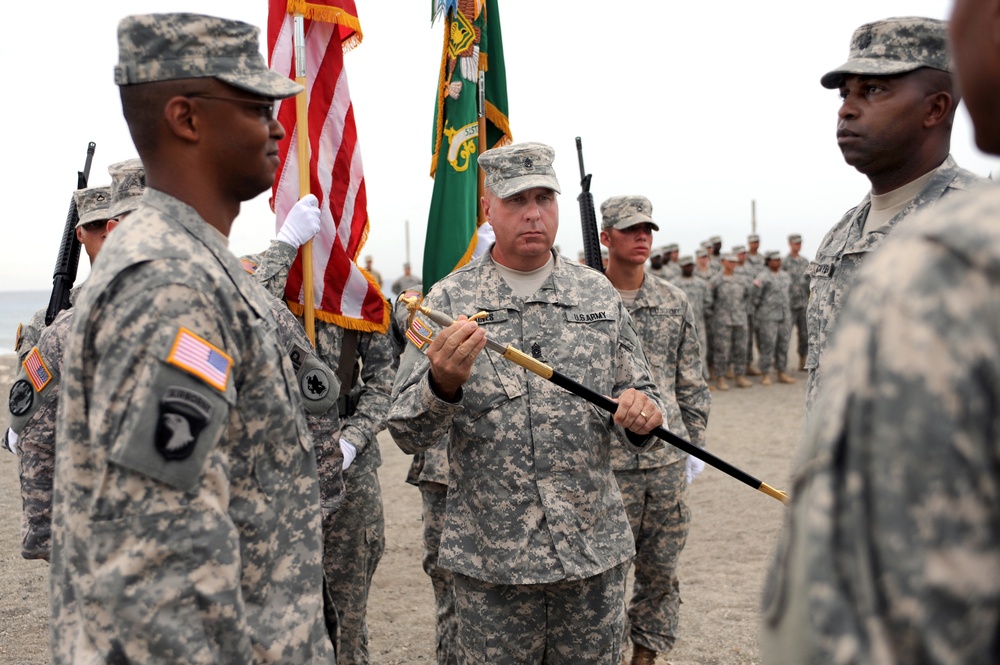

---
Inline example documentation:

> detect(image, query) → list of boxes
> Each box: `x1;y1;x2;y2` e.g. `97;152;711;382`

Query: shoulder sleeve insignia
23;347;52;392
240;257;258;274
166;328;232;392
405;316;433;351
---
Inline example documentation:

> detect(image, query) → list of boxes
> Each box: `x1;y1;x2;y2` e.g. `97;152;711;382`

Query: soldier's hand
612;388;662;435
426;316;486;402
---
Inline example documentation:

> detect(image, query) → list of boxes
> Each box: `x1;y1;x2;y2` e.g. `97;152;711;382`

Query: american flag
167;329;232;392
23;348;52;392
267;0;389;333
405;317;433;351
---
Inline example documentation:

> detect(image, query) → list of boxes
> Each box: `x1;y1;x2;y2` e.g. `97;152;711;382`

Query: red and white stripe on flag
267;0;388;333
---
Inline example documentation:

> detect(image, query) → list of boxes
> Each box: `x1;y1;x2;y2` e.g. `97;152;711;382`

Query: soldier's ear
163;96;201;143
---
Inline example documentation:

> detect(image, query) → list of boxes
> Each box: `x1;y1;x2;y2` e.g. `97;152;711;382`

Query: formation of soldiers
642;235;810;391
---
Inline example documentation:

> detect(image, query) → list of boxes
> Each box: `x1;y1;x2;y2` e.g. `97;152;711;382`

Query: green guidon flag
423;0;511;291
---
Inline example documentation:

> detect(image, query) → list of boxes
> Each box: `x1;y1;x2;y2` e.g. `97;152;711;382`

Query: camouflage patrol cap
732;244;747;254
748;234;760;243
479;142;561;198
73;186;112;227
695;248;708;258
788;233;802;243
106;159;146;218
114;13;303;99
678;254;694;267
709;235;722;244
820;17;950;89
663;242;679;253
765;250;782;261
600;195;659;231
721;253;738;262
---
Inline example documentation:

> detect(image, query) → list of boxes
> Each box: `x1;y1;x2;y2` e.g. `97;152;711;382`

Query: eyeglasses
185;94;277;121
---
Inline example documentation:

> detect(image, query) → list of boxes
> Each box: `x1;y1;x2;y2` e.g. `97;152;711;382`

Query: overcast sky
2;0;995;293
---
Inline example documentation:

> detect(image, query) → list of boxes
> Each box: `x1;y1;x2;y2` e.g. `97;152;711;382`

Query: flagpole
293;14;316;345
476;70;486;227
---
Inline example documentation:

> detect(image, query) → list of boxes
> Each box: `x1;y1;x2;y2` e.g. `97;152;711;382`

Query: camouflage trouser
614;462;690;654
695;323;709;380
746;311;756;365
16;428;55;561
453;562;627;664
791;307;808;357
755;318;792;374
324;463;385;665
421;482;458;665
712;323;748;377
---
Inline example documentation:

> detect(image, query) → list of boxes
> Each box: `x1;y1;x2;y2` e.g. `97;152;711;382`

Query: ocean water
0;290;48;355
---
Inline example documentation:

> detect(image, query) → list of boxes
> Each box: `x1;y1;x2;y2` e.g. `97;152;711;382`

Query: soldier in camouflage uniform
659;243;681;281
51;14;336;663
751;251;796;385
600;195;711;665
708;254;752;390
745;234;764;272
762;3;1000;656
671;255;712;381
782;233;810;371
250;234;397;665
389;143;666;665
805;16;985;413
6;165;140;560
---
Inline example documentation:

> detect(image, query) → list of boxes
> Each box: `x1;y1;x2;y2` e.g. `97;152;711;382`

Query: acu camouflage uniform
52;188;335;663
393;289;458;665
612;273;710;655
752;267;793;375
389;249;665;664
671;270;712;379
782;249;810;359
251;239;397;665
763;183;1000;665
708;271;750;378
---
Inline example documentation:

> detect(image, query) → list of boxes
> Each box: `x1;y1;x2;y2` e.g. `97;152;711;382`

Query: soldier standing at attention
804;16;984;412
745;234;764;272
51;13;336;663
671;255;712;381
389;142;665;664
751;251;796;385
600;195;710;665
709;254;752;391
762;1;1000;660
782;233;810;371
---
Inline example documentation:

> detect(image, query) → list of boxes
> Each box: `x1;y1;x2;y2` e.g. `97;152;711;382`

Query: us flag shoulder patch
23;347;52;392
166;328;232;392
405;316;433;351
240;258;258;274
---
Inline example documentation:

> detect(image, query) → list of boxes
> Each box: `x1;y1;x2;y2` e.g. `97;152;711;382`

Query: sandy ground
0;350;800;664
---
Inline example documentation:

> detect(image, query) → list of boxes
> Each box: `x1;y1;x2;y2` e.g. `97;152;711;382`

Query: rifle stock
45;142;95;326
575;137;603;272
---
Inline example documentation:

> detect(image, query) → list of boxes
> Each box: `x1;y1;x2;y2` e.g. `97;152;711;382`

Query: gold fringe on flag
286;0;364;51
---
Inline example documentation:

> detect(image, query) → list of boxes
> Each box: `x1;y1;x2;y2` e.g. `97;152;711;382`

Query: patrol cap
600;195;659;231
695;248;708;258
708;235;722;245
820;17;950;89
114;13;303;99
678;254;694;267
106;159;146;218
748;234;760;243
73;186;113;227
479;142;561;198
721;253;738;262
788;233;802;243
663;242;679;253
732;244;747;254
765;250;782;261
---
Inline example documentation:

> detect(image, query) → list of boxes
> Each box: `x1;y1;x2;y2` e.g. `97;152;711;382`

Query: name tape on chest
568;310;614;323
808;263;835;278
23;347;53;392
166;328;233;392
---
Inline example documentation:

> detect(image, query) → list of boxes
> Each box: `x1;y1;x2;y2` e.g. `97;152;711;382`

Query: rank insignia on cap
405;316;433;351
166;328;232;392
523;157;533;168
23;348;52;392
8;379;33;417
156;387;212;461
240;258;258;274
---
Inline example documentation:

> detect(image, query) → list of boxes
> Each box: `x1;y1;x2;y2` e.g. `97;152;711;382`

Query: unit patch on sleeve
155;387;213;461
166;328;233;392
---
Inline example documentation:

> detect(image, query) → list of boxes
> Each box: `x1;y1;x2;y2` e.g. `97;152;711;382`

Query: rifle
45;142;95;326
575;137;603;272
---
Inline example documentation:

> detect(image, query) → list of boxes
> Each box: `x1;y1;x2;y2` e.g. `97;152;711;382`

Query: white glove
686;455;705;484
276;194;321;248
340;438;357;470
472;222;494;259
5;428;18;454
